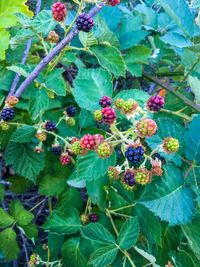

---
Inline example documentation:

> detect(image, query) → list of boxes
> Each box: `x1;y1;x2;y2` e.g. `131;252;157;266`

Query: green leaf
76;151;116;181
9;200;34;226
0;228;19;261
185;115;200;163
94;15;120;48
117;217;139;250
81;223;116;244
90;44;126;78
44;69;66;96
181;214;200;259
139;164;195;225
29;10;57;35
89;244;118;267
157;0;194;36
29;89;49;120
114;89;149;107
0;29;10;60
79;109;95;128
124;45;151;77
188;76;200;104
61;238;87;267
0;184;5;203
0;208;15;227
5;142;45;183
39;174;66;196
10;125;36;143
135;206;162;246
22;223;38;240
73;68;113;111
79;32;98;47
43;208;81;235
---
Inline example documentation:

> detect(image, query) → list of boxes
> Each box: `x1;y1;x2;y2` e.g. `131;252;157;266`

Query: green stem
160;108;192;121
110;203;136;212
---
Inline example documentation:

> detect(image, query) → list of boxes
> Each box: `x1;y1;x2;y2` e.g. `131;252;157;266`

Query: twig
143;72;200;113
20;230;29;265
8;0;42;97
14;3;105;98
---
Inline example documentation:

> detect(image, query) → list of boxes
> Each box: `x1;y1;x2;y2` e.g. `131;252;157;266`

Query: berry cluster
94;96;116;124
115;98;138;115
47;31;59;43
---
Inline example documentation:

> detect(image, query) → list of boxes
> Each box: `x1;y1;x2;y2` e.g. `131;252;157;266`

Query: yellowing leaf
0;28;10;60
0;0;33;28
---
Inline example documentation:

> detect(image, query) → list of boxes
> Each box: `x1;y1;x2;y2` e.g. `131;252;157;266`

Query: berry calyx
107;166;120;180
122;169;136;191
35;131;47;142
60;153;71;165
80;134;96;150
71;141;86;155
1;108;15;121
80;213;89;224
76;13;94;32
97;142;113;158
34;146;44;153
47;31;59;43
51;144;62;155
102;107;116;124
125;145;145;165
93;110;103;122
99;96;112;108
137;118;157;138
150;157;163;176
147;95;165;112
134;168;152;185
52;2;67;22
66;105;76;117
107;0;120;6
5;96;19;108
45;121;56;132
89;213;99;222
163;137;179;153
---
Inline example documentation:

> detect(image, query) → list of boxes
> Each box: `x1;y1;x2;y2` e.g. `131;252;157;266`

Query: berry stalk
8;0;42;98
14;2;105;98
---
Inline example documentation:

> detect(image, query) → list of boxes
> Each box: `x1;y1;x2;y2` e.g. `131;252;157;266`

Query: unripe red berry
80;134;96;150
147;95;165;112
136;118;157;138
102;107;116;124
93;134;104;146
60;153;71;165
107;0;120;6
99;96;112;108
52;2;67;22
6;96;19;107
47;31;59;43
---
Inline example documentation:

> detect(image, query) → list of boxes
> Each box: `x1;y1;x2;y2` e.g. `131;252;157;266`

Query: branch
8;0;42;98
143;72;200;113
14;3;105;98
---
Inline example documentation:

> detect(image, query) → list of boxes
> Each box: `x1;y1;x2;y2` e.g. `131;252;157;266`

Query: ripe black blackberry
123;171;136;187
125;145;144;164
45;121;56;132
66;105;76;117
1;108;15;121
51;145;62;155
76;13;94;32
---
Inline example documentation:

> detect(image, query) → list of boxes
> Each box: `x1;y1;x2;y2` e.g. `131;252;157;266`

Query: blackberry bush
0;0;199;266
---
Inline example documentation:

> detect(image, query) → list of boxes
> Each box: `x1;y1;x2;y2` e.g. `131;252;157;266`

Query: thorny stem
143;72;200;113
14;2;105;98
7;0;42;98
